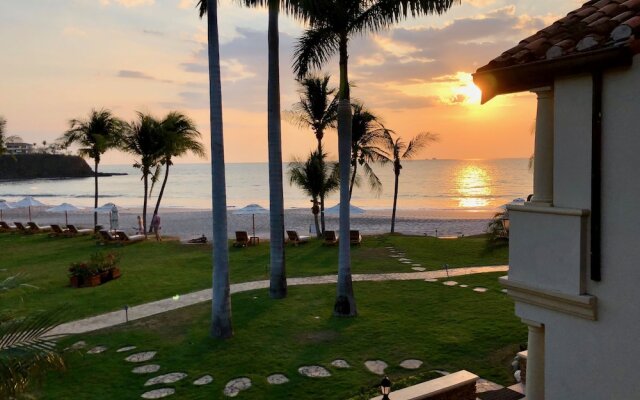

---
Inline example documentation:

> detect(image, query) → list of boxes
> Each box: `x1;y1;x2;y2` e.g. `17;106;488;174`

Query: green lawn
0;232;507;322
38;273;524;399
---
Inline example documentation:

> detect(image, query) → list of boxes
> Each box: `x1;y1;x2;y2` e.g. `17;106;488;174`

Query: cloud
142;29;164;36
100;0;154;7
62;26;87;37
116;70;173;83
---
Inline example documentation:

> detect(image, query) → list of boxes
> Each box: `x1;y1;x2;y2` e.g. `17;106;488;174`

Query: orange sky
0;0;580;164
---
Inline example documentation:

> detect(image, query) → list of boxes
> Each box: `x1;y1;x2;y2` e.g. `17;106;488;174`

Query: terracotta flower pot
110;267;121;280
87;274;101;287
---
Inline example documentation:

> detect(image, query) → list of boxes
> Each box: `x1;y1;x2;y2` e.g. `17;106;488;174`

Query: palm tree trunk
318;135;325;234
391;170;399;233
312;198;321;239
349;160;358;200
143;172;149;237
153;161;170;216
334;34;356;317
207;1;233;339
267;1;287;300
94;159;99;229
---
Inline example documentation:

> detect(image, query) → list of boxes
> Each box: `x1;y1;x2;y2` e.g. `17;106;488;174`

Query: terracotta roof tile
476;0;640;73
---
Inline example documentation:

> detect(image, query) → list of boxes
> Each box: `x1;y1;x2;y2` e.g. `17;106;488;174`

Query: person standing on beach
150;212;161;241
137;215;144;235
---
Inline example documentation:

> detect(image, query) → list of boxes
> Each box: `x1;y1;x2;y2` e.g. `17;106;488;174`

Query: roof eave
473;46;635;104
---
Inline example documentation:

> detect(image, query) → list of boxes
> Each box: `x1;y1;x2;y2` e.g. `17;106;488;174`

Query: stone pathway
266;374;289;384
224;377;252;397
331;359;351;369
400;359;423;369
145;372;187;386
140;388;175;399
133;365;161;374
193;375;213;386
48;265;508;337
298;365;331;378
126;352;157;363
365;360;388;375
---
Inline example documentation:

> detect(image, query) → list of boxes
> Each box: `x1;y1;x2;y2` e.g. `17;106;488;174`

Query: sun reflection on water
456;165;491;208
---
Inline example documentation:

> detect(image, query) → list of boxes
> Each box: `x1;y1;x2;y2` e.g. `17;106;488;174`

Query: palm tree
378;131;438;233
350;102;387;200
121;113;163;236
151;112;206;216
288;75;338;232
197;0;233;339
293;0;457;317
288;150;340;237
60;109;124;228
0;116;6;155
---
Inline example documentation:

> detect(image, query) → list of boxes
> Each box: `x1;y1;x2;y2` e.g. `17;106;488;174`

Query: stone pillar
530;88;554;206
523;319;545;400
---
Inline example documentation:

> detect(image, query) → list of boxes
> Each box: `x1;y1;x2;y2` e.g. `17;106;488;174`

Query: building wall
513;55;640;399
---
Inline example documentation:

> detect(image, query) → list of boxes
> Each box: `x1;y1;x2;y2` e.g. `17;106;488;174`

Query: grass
38;273;525;399
0;232;507;322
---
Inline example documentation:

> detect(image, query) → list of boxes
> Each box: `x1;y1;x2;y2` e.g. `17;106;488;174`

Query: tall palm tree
378;131;438;233
60;109;124;229
350;102;386;199
0;116;6;155
288;75;338;232
293;0;458;317
121;113;163;236
197;0;233;339
288;150;340;237
151;112;206;216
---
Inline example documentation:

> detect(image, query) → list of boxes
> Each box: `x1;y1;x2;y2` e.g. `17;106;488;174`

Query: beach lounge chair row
231;229;363;248
322;230;362;245
50;224;93;237
0;221;51;234
99;230;145;245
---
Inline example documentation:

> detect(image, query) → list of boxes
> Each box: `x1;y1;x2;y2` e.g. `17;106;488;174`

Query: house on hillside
473;1;640;399
5;142;34;155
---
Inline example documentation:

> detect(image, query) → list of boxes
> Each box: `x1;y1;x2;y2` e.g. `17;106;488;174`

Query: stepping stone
224;377;252;397
424;278;438;282
398;258;409;261
267;374;289;385
126;351;157;363
390;255;401;258
412;264;422;267
331;359;351;369
400;359;423;370
501;289;508;293
87;346;108;354
473;287;488;293
67;340;87;350
298;365;331;378
459;284;469;288
140;388;175;399
133;365;161;374
402;261;412;264
117;346;137;353
145;372;187;386
364;360;388;375
442;281;458;286
412;267;426;272
193;375;213;386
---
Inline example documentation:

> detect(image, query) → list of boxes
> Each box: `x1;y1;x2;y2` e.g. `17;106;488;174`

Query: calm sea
0;159;532;215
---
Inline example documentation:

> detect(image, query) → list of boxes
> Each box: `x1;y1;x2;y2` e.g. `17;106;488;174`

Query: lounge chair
350;230;362;245
99;229;120;243
323;230;338;246
234;231;250;247
14;222;32;234
50;224;71;237
27;222;52;233
67;224;92;236
116;231;145;243
287;230;309;246
0;221;17;232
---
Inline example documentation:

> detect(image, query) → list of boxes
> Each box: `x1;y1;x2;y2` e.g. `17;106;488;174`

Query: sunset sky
0;0;580;164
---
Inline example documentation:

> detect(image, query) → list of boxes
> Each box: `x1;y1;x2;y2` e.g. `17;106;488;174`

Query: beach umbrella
93;203;118;213
325;203;366;215
233;204;269;237
110;205;119;231
46;203;83;225
0;201;13;221
14;196;47;222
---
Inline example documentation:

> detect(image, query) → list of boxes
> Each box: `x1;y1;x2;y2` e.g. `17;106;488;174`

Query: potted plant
68;262;92;288
68;252;121;288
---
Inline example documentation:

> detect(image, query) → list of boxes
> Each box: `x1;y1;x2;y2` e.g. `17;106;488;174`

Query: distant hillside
0;154;100;180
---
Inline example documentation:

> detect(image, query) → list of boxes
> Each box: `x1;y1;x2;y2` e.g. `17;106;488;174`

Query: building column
530;88;554;206
523;319;545;400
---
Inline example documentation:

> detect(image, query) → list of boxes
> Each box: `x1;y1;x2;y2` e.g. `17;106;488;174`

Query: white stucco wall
511;54;640;399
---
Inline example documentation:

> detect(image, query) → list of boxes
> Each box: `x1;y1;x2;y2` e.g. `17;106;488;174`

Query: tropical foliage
120;113;164;236
151;112;205;216
293;0;457;316
350;102;388;199
60;109;124;228
288;150;340;237
378;131;438;233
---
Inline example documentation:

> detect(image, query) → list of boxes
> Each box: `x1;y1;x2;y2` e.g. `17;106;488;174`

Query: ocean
0;158;532;216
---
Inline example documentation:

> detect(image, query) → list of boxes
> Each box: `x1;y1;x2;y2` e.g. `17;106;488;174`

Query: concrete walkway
49;265;508;337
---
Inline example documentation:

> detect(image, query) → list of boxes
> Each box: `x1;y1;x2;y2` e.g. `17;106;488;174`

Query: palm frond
362;162;382;196
293;26;339;79
402;131;438;159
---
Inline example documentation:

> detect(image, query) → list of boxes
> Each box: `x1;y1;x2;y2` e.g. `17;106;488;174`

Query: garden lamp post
380;376;391;400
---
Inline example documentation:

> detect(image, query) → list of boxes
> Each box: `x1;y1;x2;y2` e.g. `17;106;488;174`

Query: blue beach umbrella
325;203;365;215
14;196;47;222
233;204;268;237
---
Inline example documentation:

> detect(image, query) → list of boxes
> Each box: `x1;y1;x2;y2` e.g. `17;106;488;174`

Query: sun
451;73;482;105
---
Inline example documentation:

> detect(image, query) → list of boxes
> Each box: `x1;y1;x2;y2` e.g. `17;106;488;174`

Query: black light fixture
380;376;391;399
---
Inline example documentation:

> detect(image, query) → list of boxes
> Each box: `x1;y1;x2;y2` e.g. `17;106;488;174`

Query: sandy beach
1;206;493;241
